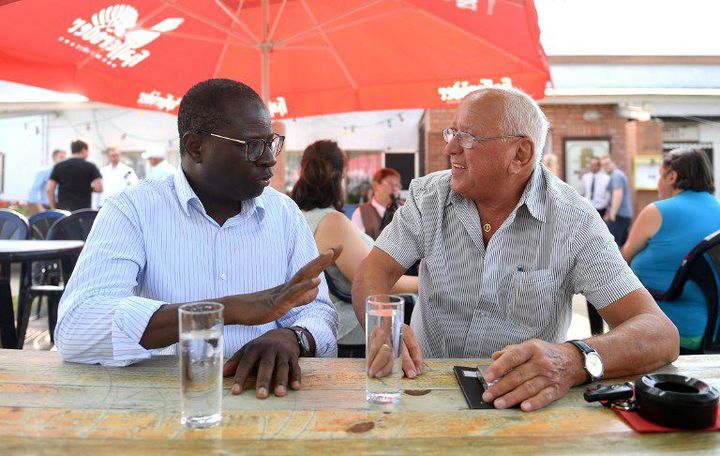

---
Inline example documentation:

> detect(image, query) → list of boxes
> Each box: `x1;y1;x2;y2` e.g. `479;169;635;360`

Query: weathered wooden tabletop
0;350;717;454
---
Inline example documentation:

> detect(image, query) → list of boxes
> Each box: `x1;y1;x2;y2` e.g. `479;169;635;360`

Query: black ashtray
635;373;719;430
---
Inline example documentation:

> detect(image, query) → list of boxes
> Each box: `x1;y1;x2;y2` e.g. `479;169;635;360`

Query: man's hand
400;324;424;378
225;246;342;326
604;212;615;222
480;339;586;412
222;328;301;399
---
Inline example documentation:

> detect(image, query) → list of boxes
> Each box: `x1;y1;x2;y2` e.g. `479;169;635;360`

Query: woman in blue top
623;148;720;351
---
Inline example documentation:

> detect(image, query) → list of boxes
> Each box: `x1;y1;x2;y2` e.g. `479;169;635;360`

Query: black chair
0;209;29;240
28;210;70;240
326;272;415;358
17;209;97;346
0;210;29;348
647;229;720;354
27;210;70;319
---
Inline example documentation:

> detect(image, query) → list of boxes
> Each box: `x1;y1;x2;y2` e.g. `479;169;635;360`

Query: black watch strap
568;339;594;355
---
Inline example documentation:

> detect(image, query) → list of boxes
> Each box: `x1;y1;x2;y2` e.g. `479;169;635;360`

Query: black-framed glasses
197;129;285;162
442;127;525;149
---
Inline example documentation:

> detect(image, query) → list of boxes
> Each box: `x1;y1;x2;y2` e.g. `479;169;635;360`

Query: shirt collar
173;168;266;221
448;165;547;223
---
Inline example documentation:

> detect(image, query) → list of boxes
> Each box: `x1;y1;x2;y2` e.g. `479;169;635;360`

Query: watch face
298;331;310;352
586;352;604;378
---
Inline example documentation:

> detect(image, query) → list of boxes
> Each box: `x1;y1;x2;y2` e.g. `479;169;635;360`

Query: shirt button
219;273;226;280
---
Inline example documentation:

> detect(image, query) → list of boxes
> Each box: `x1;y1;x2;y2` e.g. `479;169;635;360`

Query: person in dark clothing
351;167;402;239
47;140;103;211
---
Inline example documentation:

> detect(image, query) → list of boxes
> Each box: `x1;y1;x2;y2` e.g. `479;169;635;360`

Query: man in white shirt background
351;167;402;239
99;146;139;206
580;156;610;217
143;148;176;180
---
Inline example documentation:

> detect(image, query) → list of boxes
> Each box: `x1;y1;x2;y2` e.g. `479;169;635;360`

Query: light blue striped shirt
55;169;338;366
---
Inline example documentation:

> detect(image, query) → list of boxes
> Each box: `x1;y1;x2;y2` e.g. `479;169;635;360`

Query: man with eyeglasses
353;86;678;412
55;79;340;401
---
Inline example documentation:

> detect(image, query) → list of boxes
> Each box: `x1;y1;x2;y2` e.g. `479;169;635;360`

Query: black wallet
453;365;494;409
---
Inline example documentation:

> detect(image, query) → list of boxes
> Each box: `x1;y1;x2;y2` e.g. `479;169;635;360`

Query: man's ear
182;131;203;163
509;138;534;174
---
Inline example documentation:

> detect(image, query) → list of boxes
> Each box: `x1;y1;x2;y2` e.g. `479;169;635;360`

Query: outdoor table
0;240;84;348
0;350;717;453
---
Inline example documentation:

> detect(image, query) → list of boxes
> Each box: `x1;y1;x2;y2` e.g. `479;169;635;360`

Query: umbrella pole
260;0;270;105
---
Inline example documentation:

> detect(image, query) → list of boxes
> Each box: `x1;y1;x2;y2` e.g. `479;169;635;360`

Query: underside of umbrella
0;0;550;117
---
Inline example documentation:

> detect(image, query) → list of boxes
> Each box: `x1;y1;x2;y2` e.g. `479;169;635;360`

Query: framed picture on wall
563;138;611;193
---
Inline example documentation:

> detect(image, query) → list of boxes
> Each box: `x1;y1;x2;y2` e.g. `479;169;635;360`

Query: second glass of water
365;294;404;404
179;302;224;429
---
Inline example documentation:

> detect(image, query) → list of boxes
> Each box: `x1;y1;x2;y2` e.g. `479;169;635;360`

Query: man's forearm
47;191;55;209
579;313;679;384
609;190;623;218
351;260;396;330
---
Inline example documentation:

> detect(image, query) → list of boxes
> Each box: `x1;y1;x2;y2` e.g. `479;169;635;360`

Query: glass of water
179;302;224;428
365;294;404;404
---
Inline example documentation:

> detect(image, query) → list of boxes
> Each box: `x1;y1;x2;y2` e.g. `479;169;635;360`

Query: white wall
0;115;45;200
0;107;178;201
284;109;423;152
46;107;178;167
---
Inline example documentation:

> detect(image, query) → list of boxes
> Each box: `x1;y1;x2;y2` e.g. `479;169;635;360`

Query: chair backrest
46;209;98;241
28;210;70;240
649;229;720;353
0;209;29;240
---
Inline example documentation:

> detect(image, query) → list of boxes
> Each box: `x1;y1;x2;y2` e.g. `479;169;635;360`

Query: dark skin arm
139;246;341;349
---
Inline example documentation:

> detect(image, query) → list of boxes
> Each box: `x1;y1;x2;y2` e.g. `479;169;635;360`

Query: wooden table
0;240;84;348
0;351;717;454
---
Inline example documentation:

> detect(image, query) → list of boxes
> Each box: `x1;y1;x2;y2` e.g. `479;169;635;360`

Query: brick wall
626;119;664;216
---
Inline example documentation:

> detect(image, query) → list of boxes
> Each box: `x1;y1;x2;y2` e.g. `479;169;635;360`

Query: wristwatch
567;339;604;383
289;326;312;357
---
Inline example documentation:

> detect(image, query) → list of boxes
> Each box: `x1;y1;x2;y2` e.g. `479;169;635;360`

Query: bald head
462;87;549;165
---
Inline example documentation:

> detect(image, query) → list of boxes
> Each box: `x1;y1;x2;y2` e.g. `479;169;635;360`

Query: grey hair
470;86;550;165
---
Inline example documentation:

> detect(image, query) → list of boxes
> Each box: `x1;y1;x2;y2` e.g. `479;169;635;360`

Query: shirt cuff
110;296;166;363
291;317;338;358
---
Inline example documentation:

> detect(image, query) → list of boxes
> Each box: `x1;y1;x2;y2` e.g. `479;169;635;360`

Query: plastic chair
647;229;720;354
0;209;29;240
0;209;29;348
18;209;97;346
27;210;70;320
28;210;70;240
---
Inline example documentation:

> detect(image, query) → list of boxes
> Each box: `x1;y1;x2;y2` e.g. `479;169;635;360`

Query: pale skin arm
604;188;623;222
46;179;57;209
622;204;662;263
481;288;679;412
91;178;103;193
352;247;424;378
314;212;418;293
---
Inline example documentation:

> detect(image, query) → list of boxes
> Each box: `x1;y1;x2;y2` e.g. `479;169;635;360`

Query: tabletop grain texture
0;350;717;454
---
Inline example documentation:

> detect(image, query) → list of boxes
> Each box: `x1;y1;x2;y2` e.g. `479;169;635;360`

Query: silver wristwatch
567;339;604;383
290;326;311;357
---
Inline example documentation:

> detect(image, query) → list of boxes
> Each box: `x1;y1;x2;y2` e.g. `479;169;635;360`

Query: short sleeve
375;180;425;269
570;210;643;309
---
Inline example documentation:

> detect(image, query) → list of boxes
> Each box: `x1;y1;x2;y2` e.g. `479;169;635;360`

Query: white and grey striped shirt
376;165;642;358
55;170;338;366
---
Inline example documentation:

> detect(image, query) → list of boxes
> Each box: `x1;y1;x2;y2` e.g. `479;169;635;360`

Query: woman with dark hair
291;141;418;353
623;148;720;351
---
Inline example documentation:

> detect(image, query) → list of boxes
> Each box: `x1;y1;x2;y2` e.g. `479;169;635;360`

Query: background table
0;240;84;348
0;351;717;454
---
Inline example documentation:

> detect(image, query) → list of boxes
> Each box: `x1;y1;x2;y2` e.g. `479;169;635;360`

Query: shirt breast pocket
506;270;556;328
